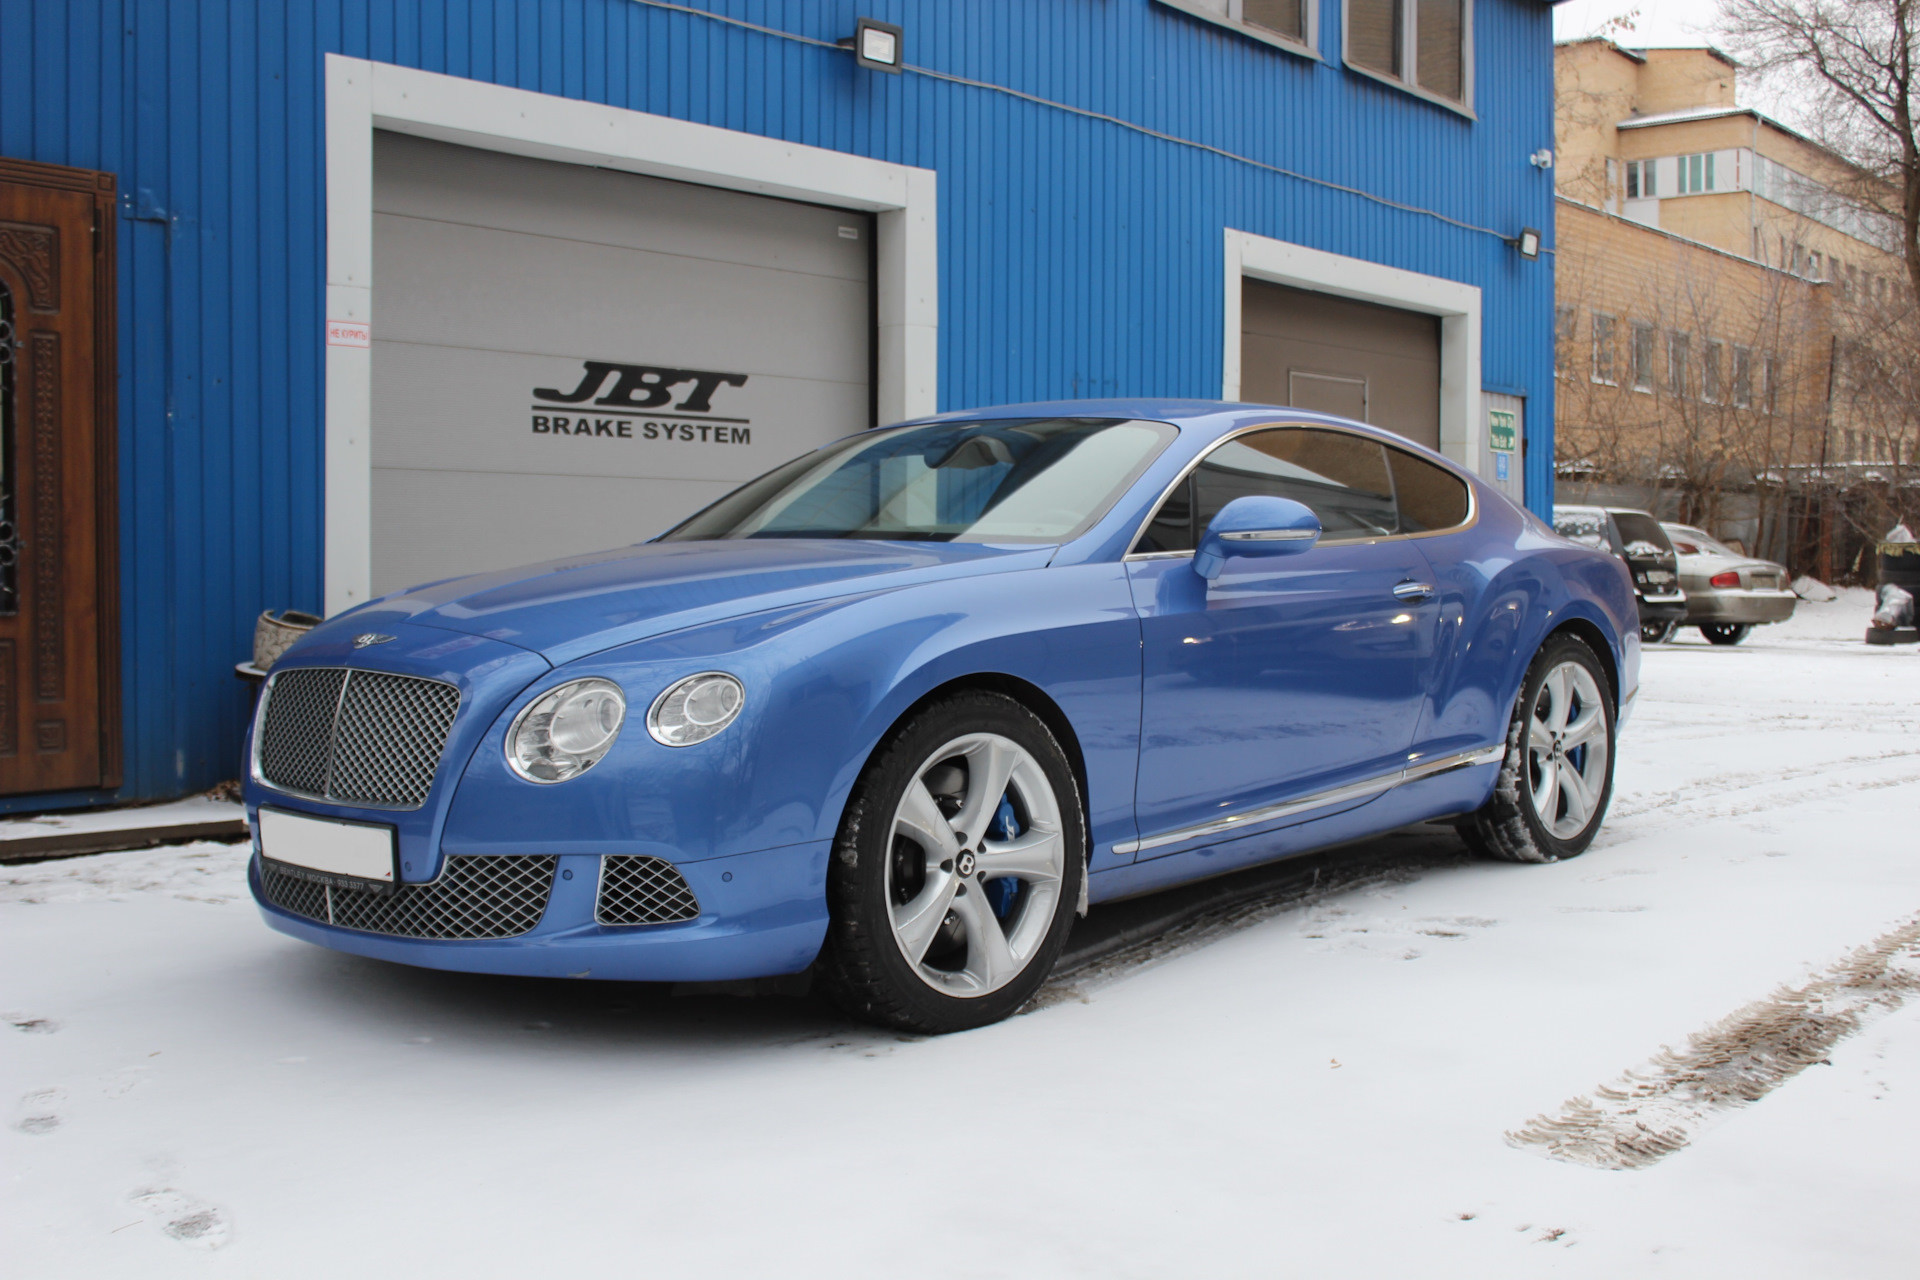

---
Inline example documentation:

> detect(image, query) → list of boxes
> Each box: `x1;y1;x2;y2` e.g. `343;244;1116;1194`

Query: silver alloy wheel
1526;660;1610;840
884;732;1067;998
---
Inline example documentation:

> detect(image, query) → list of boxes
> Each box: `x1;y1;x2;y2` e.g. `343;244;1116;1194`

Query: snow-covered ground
5;590;1917;1277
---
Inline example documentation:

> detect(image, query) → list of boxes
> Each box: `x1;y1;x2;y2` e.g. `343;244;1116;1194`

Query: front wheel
1700;623;1751;646
1458;633;1617;864
818;691;1085;1034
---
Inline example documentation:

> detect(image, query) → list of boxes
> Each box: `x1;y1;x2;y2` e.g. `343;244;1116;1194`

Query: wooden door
0;159;119;795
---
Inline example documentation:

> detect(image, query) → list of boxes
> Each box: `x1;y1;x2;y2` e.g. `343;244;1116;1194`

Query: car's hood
320;539;1057;664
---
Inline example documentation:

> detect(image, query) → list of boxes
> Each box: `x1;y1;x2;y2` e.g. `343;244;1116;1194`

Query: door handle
1393;581;1435;602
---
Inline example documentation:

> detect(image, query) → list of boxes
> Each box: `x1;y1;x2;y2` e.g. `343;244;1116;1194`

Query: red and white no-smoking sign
326;319;371;348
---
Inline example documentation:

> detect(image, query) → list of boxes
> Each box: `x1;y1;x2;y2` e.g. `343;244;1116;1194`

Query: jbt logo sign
529;359;756;446
535;361;748;414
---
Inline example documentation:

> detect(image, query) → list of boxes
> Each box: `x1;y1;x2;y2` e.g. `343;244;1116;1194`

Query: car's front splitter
250;839;831;983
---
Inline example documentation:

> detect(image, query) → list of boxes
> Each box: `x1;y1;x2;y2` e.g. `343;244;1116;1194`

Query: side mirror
1193;496;1321;581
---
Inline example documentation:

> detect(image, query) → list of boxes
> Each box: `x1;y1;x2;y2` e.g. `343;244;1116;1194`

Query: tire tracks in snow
1507;913;1920;1169
1603;748;1920;838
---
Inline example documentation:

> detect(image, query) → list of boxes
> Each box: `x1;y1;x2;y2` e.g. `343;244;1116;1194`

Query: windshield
661;417;1177;543
1664;524;1737;557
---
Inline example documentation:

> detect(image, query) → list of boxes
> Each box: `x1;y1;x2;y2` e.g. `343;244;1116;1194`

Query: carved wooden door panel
0;159;119;796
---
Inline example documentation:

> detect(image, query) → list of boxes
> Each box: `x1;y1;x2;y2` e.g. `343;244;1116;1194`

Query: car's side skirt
1114;743;1506;856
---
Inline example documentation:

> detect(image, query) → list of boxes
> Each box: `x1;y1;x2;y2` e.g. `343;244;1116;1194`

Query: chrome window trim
1112;742;1505;855
1118;420;1477;563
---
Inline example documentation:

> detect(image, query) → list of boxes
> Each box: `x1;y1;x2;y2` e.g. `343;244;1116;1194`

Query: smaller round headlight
508;678;627;783
647;672;745;747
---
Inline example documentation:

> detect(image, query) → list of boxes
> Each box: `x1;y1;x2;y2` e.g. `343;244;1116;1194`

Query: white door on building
369;132;872;595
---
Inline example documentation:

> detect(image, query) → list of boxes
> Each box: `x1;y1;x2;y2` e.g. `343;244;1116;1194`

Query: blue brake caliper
985;796;1021;919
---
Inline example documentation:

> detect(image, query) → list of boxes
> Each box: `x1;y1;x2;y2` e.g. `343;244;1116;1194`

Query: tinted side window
1384;446;1470;533
1132;476;1196;554
1193;428;1396;543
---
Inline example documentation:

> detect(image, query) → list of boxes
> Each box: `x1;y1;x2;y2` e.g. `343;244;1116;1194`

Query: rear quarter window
1384;446;1470;533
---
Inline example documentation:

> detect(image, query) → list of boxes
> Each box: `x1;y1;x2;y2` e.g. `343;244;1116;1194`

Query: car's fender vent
260;854;556;939
597;855;701;926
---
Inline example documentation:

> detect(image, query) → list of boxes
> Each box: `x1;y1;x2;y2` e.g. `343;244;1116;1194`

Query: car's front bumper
250;840;831;982
1683;588;1798;626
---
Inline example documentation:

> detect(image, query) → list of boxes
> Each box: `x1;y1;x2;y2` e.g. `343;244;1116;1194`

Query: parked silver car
1658;523;1797;645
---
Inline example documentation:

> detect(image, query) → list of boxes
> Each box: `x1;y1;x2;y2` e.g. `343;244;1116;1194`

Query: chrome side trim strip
1119;743;1506;855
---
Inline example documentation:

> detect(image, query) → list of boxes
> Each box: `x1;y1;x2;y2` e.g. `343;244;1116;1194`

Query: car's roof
888;398;1452;459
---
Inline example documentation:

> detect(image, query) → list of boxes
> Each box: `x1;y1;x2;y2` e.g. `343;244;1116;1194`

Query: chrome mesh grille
257;667;460;809
258;668;346;797
597;855;701;926
260;855;557;939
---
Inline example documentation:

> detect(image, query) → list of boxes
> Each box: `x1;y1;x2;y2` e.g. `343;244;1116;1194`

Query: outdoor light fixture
1529;148;1555;170
1511;227;1542;259
843;18;903;73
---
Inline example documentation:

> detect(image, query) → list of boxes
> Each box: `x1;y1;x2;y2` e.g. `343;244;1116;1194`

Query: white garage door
369;133;872;595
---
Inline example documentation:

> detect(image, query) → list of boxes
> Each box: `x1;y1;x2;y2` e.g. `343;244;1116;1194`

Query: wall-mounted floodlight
1529;148;1555;170
844;18;903;72
1511;228;1542;259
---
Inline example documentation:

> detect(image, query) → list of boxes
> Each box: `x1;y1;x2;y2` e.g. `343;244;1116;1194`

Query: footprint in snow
130;1188;231;1250
14;1087;64;1135
5;1012;60;1034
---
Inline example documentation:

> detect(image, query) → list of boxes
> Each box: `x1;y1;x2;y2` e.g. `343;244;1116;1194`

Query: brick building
1550;39;1909;564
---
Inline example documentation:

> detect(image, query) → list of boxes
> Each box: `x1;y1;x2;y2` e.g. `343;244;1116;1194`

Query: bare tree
1720;0;1920;297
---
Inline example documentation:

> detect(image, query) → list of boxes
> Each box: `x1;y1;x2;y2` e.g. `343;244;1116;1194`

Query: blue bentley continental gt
246;402;1637;1033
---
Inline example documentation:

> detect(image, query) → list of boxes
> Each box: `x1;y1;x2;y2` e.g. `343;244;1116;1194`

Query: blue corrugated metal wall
0;0;1556;808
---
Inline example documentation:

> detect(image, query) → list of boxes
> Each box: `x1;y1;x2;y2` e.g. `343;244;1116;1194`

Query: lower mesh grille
260;855;557;939
597;855;701;926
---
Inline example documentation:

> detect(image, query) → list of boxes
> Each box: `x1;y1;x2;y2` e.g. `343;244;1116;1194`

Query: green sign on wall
1488;409;1517;453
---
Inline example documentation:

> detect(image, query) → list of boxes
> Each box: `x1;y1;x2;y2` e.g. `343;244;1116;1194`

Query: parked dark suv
1553;505;1688;643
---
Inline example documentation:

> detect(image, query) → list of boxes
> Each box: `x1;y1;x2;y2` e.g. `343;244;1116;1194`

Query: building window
1677;152;1717;194
1344;0;1470;108
1158;0;1314;51
1630;323;1656;391
1668;332;1691;397
1591;312;1618;385
1732;346;1753;408
1555;306;1577;377
1626;160;1655;199
1703;340;1723;404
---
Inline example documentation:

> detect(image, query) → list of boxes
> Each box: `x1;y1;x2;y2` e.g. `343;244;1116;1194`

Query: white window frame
1590;312;1618;387
1702;339;1724;404
322;55;938;616
1155;0;1320;58
1340;0;1476;118
1222;229;1485;476
1630;322;1656;393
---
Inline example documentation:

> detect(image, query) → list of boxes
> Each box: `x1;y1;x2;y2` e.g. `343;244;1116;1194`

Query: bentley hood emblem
352;633;396;649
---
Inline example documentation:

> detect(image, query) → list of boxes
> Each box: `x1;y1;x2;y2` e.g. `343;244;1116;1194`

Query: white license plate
258;808;397;891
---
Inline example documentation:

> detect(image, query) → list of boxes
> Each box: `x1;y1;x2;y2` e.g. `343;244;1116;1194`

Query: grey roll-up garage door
1240;279;1441;449
369;133;872;595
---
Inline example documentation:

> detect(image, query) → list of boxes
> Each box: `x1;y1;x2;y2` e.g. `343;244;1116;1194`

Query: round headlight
647;672;745;747
507;678;627;783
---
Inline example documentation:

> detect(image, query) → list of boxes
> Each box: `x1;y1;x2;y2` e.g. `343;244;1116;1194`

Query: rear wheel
1458;633;1616;864
818;692;1084;1034
1700;623;1751;646
1641;620;1676;644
